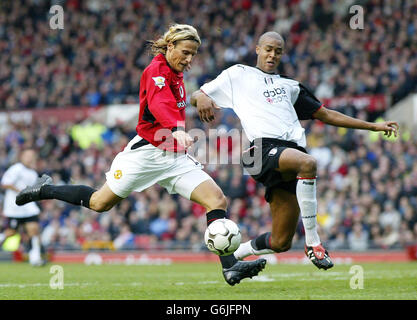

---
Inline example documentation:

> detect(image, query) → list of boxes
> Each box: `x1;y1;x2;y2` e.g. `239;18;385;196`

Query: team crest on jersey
152;76;166;89
114;170;122;180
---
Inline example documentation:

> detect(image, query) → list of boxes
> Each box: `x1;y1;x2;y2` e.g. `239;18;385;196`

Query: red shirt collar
154;54;183;77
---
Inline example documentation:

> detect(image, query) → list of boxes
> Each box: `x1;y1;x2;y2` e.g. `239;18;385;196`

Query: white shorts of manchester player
105;135;213;199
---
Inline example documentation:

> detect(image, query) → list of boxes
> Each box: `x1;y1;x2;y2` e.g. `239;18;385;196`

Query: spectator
347;223;369;251
113;224;134;249
380;225;400;249
379;201;401;231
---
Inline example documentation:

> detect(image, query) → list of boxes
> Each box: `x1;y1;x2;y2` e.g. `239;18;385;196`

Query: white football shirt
1;163;40;218
200;64;323;147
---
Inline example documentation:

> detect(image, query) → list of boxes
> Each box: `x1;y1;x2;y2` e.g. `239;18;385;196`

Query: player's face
256;38;283;73
21;150;37;169
166;40;199;73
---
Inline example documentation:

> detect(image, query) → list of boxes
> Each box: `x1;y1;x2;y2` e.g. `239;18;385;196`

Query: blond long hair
149;24;201;56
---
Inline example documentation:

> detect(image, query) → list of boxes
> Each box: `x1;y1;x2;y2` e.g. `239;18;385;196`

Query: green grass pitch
0;262;416;300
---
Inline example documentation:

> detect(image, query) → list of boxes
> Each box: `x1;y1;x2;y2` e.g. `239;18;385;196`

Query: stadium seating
0;0;416;253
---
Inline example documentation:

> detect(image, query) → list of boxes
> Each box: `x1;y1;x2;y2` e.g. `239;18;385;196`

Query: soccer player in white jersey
15;24;266;285
0;149;45;266
191;32;399;270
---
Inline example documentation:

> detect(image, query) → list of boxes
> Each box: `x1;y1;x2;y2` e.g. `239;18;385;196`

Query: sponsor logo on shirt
177;100;186;108
264;87;288;104
176;86;186;108
152;76;166;89
263;87;286;97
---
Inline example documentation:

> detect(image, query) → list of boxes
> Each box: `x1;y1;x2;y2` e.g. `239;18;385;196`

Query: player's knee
270;237;292;253
88;191;116;212
207;191;228;211
89;198;113;213
214;193;228;210
26;225;39;237
299;156;317;175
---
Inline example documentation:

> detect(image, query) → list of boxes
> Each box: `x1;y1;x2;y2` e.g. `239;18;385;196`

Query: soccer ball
204;218;241;256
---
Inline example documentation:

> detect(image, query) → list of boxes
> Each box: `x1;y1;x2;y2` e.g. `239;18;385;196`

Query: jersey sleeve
200;68;234;109
145;65;185;130
293;83;324;120
1;164;20;186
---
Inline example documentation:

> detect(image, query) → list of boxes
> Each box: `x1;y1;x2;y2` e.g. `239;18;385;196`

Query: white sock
296;177;321;247
233;240;274;260
29;236;42;264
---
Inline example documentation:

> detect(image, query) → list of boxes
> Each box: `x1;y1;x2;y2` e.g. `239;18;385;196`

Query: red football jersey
137;54;187;153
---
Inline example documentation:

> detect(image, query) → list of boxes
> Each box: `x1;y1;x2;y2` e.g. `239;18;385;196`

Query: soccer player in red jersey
16;24;266;285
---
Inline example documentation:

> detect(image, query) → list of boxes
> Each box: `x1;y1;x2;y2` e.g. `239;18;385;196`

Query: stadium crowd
1;109;417;252
1;0;417;110
1;0;417;253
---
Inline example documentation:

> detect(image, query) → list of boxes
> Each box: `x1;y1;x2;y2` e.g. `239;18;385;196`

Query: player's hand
372;121;399;138
196;93;220;122
172;130;194;149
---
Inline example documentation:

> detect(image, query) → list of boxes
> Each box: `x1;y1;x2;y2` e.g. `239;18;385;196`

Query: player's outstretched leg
296;177;334;270
206;210;267;286
16;174;104;211
191;181;267;286
28;236;46;267
304;243;333;270
15;174;52;205
25;221;46;267
222;258;267;286
234;234;275;260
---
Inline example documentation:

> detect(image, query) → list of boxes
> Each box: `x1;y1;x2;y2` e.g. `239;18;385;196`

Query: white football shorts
105;135;213;199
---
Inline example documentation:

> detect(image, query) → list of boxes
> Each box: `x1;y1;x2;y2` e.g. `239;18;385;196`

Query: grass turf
0;262;416;300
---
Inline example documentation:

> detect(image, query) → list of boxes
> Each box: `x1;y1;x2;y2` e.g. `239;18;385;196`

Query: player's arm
191;68;235;123
1;167;20;192
294;83;399;138
313;106;399;137
190;90;220;123
189;90;200;107
1;184;20;192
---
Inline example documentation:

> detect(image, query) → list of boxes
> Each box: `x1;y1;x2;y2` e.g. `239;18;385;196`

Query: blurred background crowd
1;0;417;253
1;0;417;109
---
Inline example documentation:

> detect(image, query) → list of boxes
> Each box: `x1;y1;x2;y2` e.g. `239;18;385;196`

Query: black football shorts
6;215;39;230
241;137;307;202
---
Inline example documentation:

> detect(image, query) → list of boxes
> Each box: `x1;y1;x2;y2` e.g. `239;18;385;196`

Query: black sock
206;209;238;269
251;232;272;250
206;209;227;226
40;185;96;209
